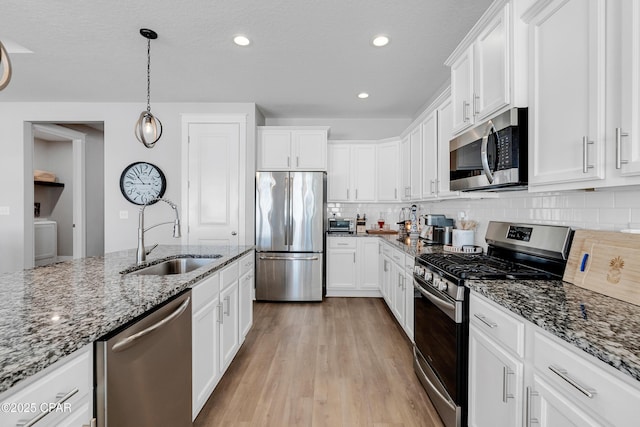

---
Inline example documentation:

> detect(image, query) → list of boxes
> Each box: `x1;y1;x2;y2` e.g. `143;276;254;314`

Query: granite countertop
467;279;640;382
0;244;254;395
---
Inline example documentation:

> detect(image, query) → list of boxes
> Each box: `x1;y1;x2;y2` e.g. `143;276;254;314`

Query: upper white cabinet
446;0;528;136
525;0;640;191
401;136;411;201
327;143;376;202
257;126;329;171
376;140;400;201
421;111;438;199
409;126;422;200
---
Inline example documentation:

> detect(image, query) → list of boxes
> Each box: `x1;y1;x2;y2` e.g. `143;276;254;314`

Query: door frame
180;114;248;246
24;123;86;268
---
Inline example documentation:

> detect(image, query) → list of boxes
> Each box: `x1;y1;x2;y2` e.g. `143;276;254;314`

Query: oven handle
413;279;459;323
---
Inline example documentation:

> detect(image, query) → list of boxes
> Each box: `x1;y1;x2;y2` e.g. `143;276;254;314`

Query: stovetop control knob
424;271;433;281
437;280;448;292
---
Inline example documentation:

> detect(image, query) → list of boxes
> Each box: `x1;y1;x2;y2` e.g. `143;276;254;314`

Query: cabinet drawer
390;248;404;265
239;252;254;276
0;346;91;427
469;293;524;357
533;331;640;426
328;237;356;249
192;272;220;312
382;243;393;257
220;262;239;290
404;254;414;272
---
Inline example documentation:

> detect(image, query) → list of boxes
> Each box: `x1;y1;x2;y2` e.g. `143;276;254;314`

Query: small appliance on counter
356;214;367;234
328;217;355;234
420;214;454;244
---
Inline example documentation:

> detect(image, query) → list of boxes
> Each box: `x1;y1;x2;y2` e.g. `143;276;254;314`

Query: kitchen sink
125;256;221;276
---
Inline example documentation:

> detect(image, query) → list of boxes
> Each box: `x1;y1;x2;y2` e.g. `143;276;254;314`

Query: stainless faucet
137;198;181;264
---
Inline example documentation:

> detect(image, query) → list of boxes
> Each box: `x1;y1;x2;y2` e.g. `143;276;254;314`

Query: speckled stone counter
0;244;254;394
327;232;444;257
467;279;640;382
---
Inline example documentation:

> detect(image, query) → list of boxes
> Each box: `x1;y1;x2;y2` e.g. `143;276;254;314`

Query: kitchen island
0;244;254;395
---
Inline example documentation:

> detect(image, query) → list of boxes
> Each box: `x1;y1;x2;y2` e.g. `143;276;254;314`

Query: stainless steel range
412;221;573;427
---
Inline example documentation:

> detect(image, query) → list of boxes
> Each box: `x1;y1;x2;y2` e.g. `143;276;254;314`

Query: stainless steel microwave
449;108;528;191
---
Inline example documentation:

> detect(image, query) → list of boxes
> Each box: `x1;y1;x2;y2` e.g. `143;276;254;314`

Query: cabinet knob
231;231;237;236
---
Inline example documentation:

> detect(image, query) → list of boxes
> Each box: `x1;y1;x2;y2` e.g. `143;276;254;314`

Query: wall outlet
0;206;9;216
119;210;129;219
458;211;467;220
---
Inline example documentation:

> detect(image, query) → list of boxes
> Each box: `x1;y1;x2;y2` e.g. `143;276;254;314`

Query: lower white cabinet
326;237;379;297
469;291;640;427
403;254;414;342
0;345;94;427
379;240;414;342
191;251;254;420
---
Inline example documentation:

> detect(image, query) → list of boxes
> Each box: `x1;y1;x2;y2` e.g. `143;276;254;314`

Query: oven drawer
469;292;524;357
532;330;640;426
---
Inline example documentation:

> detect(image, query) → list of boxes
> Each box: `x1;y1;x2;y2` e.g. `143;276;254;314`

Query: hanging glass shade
0;40;12;91
135;29;162;148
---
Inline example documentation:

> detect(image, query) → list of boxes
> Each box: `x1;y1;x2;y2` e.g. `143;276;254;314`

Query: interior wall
264;117;411;140
0;102;258;273
328;188;640;250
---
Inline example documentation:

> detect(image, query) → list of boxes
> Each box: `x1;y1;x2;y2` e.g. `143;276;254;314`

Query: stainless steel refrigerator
255;171;325;301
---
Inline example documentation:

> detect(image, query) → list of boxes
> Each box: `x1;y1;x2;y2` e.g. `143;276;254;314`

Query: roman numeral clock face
119;162;167;205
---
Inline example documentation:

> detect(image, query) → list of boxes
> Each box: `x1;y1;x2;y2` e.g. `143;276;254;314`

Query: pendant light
135;29;162;148
0;40;12;91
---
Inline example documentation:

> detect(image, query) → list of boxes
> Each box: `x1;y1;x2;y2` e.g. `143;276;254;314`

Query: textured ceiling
0;0;492;118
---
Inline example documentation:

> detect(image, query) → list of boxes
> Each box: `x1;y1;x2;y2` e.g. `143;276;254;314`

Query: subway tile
584;191;615;208
598;208;630;225
614;190;640;208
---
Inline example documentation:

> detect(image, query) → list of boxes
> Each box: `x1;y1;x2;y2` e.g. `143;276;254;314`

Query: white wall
264;117;411;140
0;102;258;273
328;187;640;250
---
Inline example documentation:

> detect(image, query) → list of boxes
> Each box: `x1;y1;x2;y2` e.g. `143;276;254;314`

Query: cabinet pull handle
430;180;435;194
473;93;480;116
394;188;397;199
337;242;349;246
526;387;539;426
347;189;350;199
287;156;290;167
217;302;223;324
473;313;497;328
353;252;356;263
435;179;439;193
582;136;594;173
548;365;596;398
224;295;231;316
384;260;388;272
355;189;358;199
296;156;299;167
16;388;79;427
616;128;629;169
502;367;514;403
463;100;470;123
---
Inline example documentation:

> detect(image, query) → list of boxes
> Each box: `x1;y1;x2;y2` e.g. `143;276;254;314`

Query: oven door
413;276;467;427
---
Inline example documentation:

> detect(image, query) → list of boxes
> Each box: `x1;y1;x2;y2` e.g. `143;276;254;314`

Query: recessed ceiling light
358;92;369;99
233;35;251;46
372;35;390;47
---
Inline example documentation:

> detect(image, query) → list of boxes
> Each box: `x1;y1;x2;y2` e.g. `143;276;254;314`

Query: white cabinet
0;345;94;427
526;0;607;188
327;144;376;202
403;254;415;341
191;272;221;419
447;1;527;137
619;0;640;177
468;291;525;427
257;126;329;171
421;111;439;199
469;291;640;427
327;237;357;291
401;136;411;200
327;237;380;296
238;253;254;339
191;253;251;420
409;126;422;200
376;140;400;201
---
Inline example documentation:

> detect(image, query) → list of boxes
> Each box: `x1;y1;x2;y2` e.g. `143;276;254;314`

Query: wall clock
119;161;167;205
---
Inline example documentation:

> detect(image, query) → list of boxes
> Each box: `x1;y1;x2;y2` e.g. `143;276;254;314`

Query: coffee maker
420;214;454;244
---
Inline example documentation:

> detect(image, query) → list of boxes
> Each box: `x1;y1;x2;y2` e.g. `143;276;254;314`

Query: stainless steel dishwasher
96;290;192;427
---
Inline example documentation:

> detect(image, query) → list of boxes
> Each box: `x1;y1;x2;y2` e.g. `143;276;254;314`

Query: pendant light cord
146;38;151;113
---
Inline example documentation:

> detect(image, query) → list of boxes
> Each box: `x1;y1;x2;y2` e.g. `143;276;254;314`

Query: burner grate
418;253;552;280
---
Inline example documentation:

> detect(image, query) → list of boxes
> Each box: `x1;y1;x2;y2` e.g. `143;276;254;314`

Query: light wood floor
194;297;444;427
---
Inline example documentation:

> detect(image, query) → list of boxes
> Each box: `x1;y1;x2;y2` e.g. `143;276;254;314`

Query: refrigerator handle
289;175;294;246
284;176;289;246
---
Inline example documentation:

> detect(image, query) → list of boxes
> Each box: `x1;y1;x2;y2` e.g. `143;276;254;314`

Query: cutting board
366;229;398;235
563;230;640;305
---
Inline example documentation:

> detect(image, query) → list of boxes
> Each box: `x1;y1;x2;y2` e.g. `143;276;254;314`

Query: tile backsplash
327;188;640;249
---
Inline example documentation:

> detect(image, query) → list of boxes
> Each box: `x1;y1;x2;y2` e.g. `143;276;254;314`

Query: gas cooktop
417;253;554;280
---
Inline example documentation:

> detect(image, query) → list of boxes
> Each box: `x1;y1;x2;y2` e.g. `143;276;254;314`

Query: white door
409;127;422;199
357;238;379;290
437;96;457;197
327;144;351;201
188;123;240;246
620;0;640;176
220;282;239;371
421;112;438;199
403;259;414;341
327;248;357;290
293;130;327;170
528;0;606;187
239;270;254;338
258;130;291;170
376;141;400;201
392;261;405;325
192;295;220;419
401;136;411;200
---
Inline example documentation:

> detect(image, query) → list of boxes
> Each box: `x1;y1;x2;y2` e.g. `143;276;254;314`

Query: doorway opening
25;122;104;268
